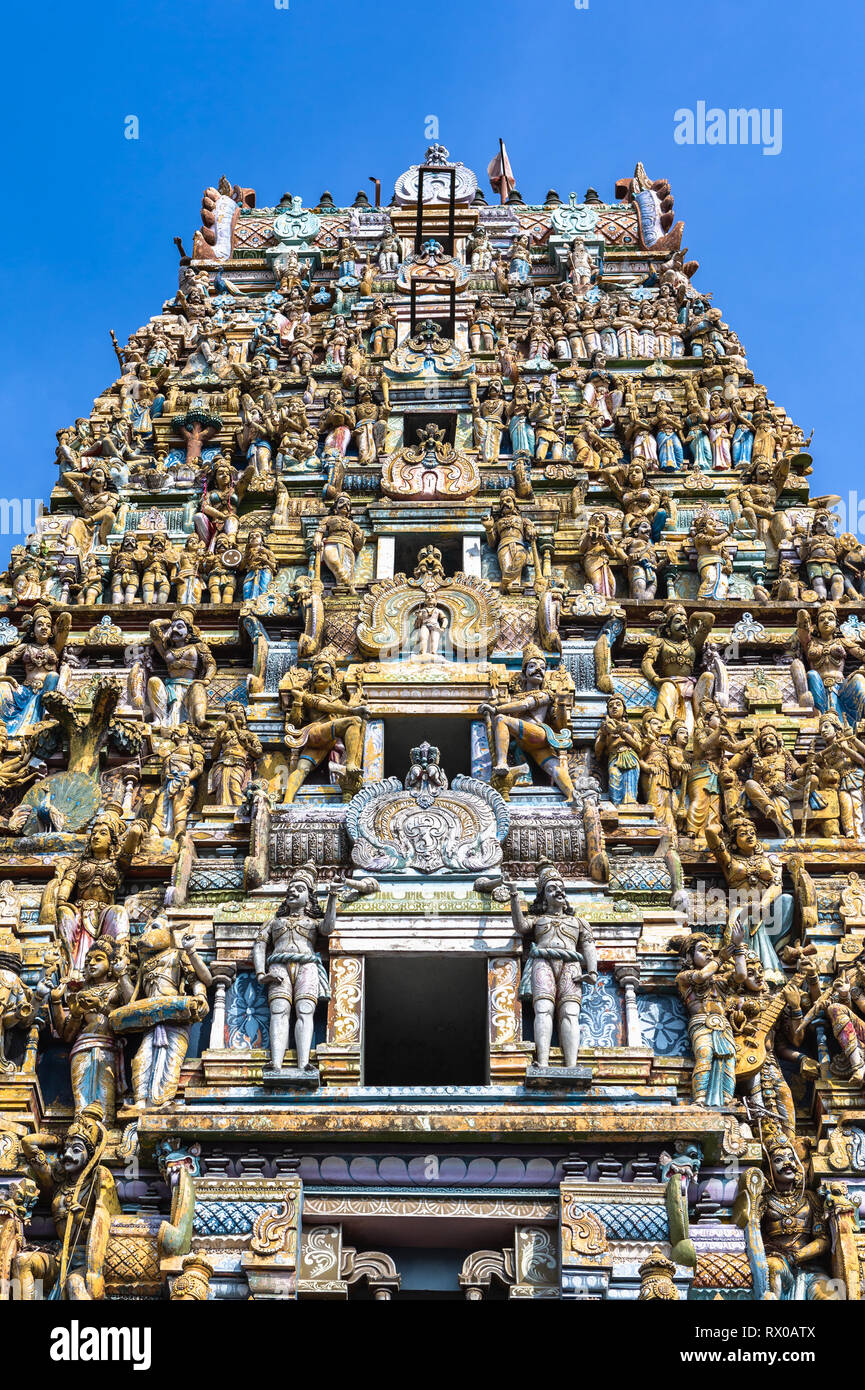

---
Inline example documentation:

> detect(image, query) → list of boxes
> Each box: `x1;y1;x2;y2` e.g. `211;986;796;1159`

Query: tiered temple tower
1;148;864;1302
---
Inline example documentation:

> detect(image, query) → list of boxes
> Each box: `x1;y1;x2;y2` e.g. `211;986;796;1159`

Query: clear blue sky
1;0;863;562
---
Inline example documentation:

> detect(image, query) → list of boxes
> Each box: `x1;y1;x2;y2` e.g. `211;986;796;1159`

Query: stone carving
346;743;509;875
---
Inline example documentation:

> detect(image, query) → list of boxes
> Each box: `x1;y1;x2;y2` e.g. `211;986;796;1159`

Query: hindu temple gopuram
1;146;864;1304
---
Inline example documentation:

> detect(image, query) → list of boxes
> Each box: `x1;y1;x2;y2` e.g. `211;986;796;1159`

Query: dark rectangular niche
364;954;488;1087
383;715;472;780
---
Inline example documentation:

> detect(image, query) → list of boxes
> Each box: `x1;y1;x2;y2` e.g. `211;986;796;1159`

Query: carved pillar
614;965;644;1048
318;955;364;1085
208;963;237;1050
488;956;531;1082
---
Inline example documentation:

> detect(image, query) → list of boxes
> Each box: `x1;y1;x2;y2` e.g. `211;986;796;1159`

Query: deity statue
567;237;593;292
61;465;120;549
143;608;217;728
207;702;262;807
375;231;400;274
313;491;364;591
594;693;642;805
577;511;626;596
47;937;133;1124
253;863;341;1073
466;225;493;272
352;380;389;465
478;645;577;803
797;950;865;1084
690;508;735;600
799;713;865;838
484;488;537;594
147;725;206;844
193;456;239;550
608;461;667;538
413;599;448;659
735;1136;840;1300
470;377;507;463
792;603;865;727
638;709;681;834
724;725;803;839
205;532;241;605
507;861;598;1069
109;534;145;605
109;914;211;1108
529;382;564;461
0;604;71;737
706;811;793;981
240;527;276;601
684;698;730;846
367;299;396;357
281;647;370;802
622;516;668;600
0;932;37;1074
641;604;717;732
796;508;848;602
295;562;325;661
39;807;147;975
14;1104;117;1299
670;931;737;1107
141;532;179;605
728;455;793;547
469;295;497;353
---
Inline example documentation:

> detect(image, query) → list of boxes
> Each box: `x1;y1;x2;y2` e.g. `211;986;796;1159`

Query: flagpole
498;138;507;204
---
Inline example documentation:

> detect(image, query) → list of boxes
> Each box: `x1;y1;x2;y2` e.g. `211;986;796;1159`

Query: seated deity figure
253;863;341;1073
281;647;370;803
801;713;865;838
142;608;217;728
507;861;598;1069
39;807;147;975
478;645;578;803
375;231;400;274
0;604;71;737
60;465;120;549
14;1104;117;1300
735;1135;841;1301
792;603;865;728
368;298;396;357
797;958;865;1085
467;225;493;272
193;457;239;551
313;491;365;592
724;725;803;839
484;488;537;594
